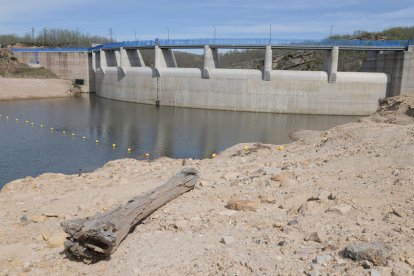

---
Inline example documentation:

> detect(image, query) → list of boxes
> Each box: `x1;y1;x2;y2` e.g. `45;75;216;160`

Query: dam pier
12;39;414;115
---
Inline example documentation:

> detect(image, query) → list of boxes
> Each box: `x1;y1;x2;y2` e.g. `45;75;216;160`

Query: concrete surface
95;66;387;115
13;51;91;92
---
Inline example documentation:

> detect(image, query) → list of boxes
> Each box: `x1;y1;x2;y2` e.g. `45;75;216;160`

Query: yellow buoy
211;153;217;158
112;143;117;148
95;139;99;144
82;136;86;139
127;148;132;152
243;145;248;150
145;153;150;158
277;145;285;151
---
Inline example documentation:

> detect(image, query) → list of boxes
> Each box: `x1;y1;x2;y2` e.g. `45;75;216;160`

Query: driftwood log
61;168;198;263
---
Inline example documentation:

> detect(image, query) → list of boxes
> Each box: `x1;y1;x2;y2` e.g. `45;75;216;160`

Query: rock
305;232;323;243
361;260;373;269
307;191;332;201
278;241;287;246
313;254;332;264
327;204;352;215
42;212;64;218
392;169;400;176
391;207;404;218
249;218;273;230
225;199;259;211
218;210;238;216
287;219;299;226
222;172;240;181
295;247;314;260
391;261;412;276
373;266;392;276
405;252;414;267
173;219;188;230
259;194;276;204
44;232;67;248
261;167;281;176
19;215;30;225
270;172;291;182
220;235;235;245
273;220;283;228
342;242;391;266
370;269;380;276
30;215;46;223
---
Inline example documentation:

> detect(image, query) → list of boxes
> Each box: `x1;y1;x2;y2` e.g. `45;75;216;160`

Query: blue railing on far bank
11;38;414;52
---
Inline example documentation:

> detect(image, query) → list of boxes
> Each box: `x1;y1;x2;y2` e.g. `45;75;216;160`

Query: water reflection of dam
87;95;359;158
0;95;358;186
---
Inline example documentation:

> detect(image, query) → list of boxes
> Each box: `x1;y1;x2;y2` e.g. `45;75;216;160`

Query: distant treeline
330;26;414;40
0;28;114;47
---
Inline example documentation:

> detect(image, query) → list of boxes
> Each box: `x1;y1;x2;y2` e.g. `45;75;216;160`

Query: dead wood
61;167;198;263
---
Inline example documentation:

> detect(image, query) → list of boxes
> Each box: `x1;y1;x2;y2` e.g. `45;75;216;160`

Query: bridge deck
11;38;413;53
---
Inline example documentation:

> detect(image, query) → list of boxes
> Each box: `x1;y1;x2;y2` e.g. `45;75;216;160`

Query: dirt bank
0;96;413;275
0;78;73;100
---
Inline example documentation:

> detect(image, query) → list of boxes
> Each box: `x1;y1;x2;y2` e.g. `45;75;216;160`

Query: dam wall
96;66;387;115
13;51;92;92
12;41;414;115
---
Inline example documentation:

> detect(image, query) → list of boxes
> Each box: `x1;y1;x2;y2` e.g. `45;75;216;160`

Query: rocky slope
0;96;413;275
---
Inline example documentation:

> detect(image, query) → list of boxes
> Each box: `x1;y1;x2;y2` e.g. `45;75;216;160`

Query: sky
0;0;413;41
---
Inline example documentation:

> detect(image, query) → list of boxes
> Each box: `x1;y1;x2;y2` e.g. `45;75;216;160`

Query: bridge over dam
12;39;414;115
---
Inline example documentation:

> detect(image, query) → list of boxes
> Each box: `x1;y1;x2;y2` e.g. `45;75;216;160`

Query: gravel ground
0;96;413;275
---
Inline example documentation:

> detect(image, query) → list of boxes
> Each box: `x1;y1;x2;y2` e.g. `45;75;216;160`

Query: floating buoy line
0;112;152;159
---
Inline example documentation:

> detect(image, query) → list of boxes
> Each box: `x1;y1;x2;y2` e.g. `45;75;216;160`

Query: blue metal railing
11;38;414;53
11;47;90;52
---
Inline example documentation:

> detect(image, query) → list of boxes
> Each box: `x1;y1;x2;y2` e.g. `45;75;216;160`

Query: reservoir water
0;94;359;188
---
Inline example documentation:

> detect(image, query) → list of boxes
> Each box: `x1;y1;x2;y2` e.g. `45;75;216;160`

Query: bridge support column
91;52;97;72
114;50;121;67
120;48;130;68
202;45;220;79
154;45;177;69
323;46;338;83
263;45;272;81
99;50;107;72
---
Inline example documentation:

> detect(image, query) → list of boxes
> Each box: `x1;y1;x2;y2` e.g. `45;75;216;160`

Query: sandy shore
0;78;72;100
0;96;413;275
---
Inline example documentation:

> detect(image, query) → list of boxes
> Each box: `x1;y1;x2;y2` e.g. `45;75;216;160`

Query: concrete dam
12;39;414;115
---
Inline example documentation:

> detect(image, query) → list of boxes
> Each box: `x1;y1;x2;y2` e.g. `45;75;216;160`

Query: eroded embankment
0;96;413;275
